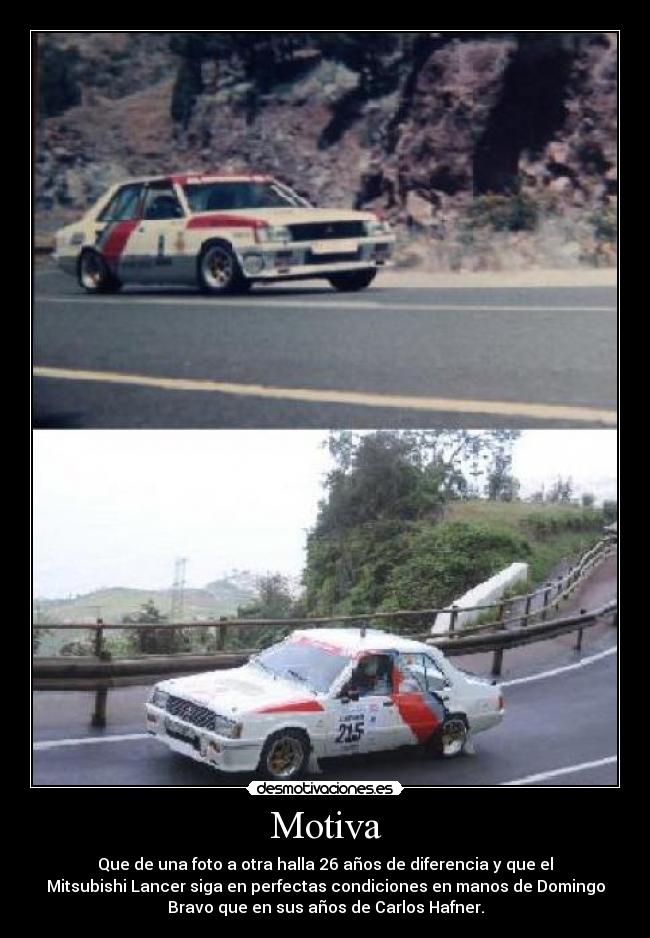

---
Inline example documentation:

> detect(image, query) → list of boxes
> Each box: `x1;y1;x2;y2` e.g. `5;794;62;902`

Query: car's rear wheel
258;729;310;780
430;713;469;758
77;250;122;294
328;269;377;292
197;242;251;295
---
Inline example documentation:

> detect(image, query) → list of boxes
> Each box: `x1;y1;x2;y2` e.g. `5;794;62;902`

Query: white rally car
145;628;504;779
54;173;395;295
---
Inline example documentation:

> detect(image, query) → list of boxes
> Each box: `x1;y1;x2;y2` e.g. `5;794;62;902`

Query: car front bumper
238;238;395;280
145;704;263;773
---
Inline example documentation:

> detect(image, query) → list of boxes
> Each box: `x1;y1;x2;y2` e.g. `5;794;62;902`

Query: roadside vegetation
34;431;613;658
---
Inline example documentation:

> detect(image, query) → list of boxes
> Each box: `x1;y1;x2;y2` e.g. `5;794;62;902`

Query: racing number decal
155;233;174;267
335;713;365;744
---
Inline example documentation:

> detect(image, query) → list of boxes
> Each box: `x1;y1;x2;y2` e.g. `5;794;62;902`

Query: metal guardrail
33;600;617;728
32;537;617;727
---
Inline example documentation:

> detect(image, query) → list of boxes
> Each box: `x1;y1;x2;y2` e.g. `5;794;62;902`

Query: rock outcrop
34;31;617;269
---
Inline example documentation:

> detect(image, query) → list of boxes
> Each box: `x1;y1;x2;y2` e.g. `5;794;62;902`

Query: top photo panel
32;31;617;430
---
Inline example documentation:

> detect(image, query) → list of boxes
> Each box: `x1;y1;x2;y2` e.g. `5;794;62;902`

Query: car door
325;653;404;756
392;652;447;746
92;182;145;283
122;182;187;283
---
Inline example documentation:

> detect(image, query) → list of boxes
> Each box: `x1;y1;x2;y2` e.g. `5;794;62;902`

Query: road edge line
502;755;617;786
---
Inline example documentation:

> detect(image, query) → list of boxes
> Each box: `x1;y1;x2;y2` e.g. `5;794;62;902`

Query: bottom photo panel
32;428;618;787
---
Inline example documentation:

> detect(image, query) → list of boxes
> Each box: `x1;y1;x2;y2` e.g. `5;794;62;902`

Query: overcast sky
33;429;617;598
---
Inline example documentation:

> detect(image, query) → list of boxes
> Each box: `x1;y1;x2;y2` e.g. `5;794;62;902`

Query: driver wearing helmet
353;654;393;696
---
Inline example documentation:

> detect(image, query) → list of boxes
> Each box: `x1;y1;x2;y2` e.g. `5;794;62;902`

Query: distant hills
34;572;258;625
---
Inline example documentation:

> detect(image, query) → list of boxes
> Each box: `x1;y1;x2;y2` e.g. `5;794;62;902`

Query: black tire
429;713;469;759
197;241;250;295
258;729;310;780
77;250;122;294
328;269;377;292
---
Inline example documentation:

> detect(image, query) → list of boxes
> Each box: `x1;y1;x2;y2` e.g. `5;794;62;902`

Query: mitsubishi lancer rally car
54;173;395;295
145;628;505;779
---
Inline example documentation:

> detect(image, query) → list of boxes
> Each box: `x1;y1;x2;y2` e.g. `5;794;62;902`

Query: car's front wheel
77;249;122;294
328;269;377;292
197;242;251;295
258;729;310;780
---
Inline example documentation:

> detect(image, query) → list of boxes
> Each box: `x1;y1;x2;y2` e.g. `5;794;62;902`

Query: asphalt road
33;637;618;788
33;267;617;429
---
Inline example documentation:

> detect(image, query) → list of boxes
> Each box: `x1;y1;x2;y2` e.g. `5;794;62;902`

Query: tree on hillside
485;445;521;501
546;476;574;503
123;600;187;655
237;573;296;620
581;492;595;508
234;573;301;651
303;430;520;615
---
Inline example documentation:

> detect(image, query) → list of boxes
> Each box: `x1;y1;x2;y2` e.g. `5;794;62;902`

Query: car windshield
251;639;349;693
183;181;310;213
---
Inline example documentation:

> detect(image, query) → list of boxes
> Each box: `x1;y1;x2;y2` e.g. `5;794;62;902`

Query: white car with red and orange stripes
145;628;504;779
54;173;395;295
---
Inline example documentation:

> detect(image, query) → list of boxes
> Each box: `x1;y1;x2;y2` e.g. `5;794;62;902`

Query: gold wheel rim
203;247;233;289
266;737;303;777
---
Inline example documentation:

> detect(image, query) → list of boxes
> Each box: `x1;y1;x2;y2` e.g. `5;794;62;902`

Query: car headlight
213;715;243;739
151;688;170;709
364;220;392;237
256;225;291;244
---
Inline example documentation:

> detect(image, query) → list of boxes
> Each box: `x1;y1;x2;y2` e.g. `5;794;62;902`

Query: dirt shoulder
379;268;617;289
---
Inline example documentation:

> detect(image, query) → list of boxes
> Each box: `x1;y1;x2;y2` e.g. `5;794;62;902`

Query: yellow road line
33;366;617;425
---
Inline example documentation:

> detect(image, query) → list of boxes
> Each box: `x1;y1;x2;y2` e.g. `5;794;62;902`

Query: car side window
98;184;144;222
422;656;449;693
398;653;448;694
142;185;184;220
347;654;393;697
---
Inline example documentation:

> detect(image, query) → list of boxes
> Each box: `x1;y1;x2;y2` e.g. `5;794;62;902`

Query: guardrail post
491;602;506;677
574;609;587;652
541;584;552;621
521;594;533;628
216;618;228;651
449;606;459;634
91;686;108;728
90;618;110;728
93;618;105;658
556;575;564;600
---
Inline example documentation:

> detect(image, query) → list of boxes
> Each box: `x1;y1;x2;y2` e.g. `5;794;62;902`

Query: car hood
188;207;377;226
158;664;322;717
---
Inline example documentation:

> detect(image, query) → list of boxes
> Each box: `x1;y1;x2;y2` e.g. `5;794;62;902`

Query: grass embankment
445;501;606;588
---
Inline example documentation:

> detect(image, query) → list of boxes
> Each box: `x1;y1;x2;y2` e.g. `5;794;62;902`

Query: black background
32;789;618;926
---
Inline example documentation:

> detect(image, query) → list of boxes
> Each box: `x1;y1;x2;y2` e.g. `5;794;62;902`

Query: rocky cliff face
34;32;617;270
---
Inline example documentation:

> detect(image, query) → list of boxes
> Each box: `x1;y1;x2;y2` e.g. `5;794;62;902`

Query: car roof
114;172;273;186
288;627;432;656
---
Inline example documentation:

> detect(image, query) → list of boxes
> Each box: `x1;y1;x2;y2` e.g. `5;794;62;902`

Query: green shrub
590;201;617;244
381;520;531;619
465;193;539;233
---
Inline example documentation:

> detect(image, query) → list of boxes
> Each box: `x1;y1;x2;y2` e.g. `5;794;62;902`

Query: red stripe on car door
100;220;140;267
391;665;441;743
